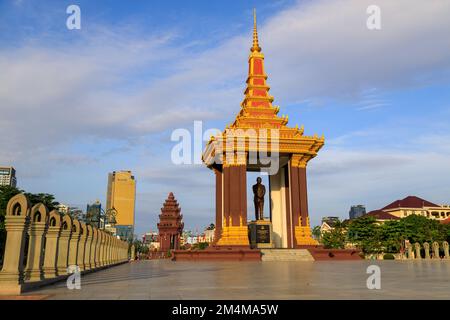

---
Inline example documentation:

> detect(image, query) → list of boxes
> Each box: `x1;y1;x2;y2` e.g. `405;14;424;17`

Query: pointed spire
251;8;261;52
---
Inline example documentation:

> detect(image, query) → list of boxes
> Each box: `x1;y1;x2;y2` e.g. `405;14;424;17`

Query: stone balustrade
404;241;450;260
0;194;130;295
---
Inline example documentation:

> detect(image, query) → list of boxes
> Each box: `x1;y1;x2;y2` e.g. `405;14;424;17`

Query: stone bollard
77;222;88;271
406;243;414;259
443;241;449;260
423;242;431;260
0;194;31;295
111;236;115;264
25;203;49;282
43;211;61;279
85;225;93;270
90;227;97;269
68;220;81;270
99;231;105;266
432;241;440;260
114;238;118;263
414;242;422;259
112;238;117;264
107;234;112;265
104;234;110;265
131;244;136;261
94;228;101;268
57;215;72;275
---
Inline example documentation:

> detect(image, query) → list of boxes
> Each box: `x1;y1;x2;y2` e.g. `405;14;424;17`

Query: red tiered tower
157;192;184;252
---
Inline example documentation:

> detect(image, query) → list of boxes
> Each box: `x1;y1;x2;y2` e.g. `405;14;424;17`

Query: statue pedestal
248;220;274;249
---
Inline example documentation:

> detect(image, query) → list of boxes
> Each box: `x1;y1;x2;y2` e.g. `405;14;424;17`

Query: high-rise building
106;170;136;240
349;205;366;219
86;200;102;227
0;166;17;187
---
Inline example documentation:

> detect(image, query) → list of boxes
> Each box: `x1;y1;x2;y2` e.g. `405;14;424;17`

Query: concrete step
260;249;314;261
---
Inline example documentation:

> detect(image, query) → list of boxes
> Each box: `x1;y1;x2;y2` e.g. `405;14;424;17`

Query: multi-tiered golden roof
203;9;324;169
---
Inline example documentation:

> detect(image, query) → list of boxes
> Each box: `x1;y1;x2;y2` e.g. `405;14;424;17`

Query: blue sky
1;0;450;236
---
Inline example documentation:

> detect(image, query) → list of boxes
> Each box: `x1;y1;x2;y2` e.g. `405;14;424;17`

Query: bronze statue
252;177;266;220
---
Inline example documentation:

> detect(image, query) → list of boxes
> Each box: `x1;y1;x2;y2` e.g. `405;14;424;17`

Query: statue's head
256;177;262;184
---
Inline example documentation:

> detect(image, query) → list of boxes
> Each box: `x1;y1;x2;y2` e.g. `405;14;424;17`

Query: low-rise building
359;196;450;223
380;196;450;221
142;232;159;250
320;216;340;234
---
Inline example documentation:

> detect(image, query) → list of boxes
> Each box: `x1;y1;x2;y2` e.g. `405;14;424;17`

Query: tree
131;239;148;257
380;220;407;253
67;207;85;222
24;192;59;211
321;220;347;249
347;216;383;254
400;215;445;244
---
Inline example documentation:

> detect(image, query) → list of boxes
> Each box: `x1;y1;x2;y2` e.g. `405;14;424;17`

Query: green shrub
383;253;395;260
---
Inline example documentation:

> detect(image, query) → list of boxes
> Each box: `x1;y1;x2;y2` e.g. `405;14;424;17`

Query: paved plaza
22;260;450;299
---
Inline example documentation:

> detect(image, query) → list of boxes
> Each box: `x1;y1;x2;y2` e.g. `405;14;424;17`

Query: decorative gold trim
216;215;249;246
294;216;318;245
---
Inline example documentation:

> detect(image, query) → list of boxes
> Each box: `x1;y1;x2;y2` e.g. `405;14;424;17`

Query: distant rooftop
365;210;400;220
381;196;439;210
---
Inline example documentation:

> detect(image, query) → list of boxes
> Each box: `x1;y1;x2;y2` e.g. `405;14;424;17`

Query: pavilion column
77;223;87;271
299;166;310;227
90;228;98;269
57;216;73;275
214;169;223;243
289;155;317;247
25;204;49;282
43;211;62;279
0;194;31;294
216;152;249;246
84;225;93;271
68;220;81;269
